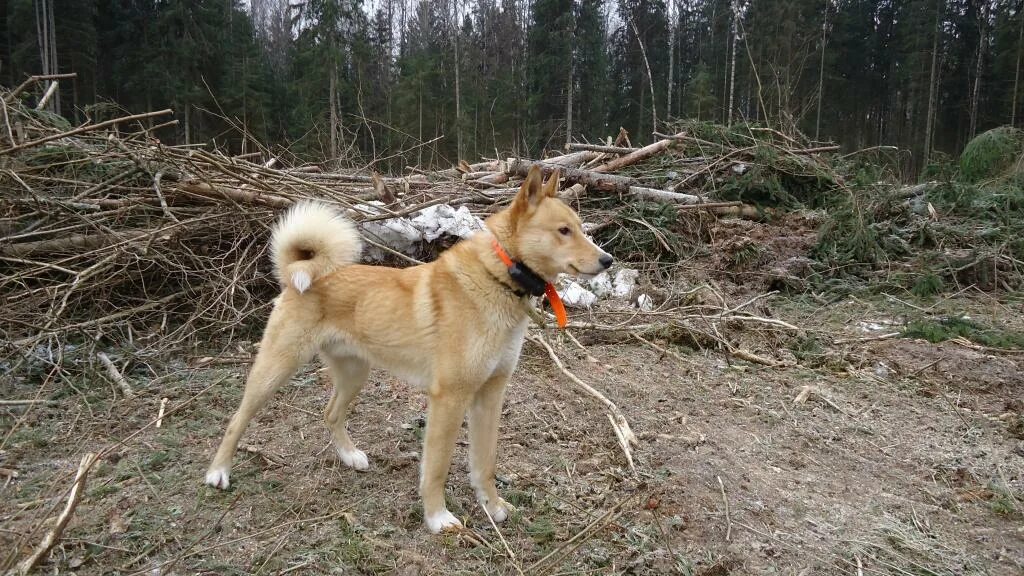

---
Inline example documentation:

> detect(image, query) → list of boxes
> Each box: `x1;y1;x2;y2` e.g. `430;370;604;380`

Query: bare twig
97;352;134;398
15;453;98;575
528;334;637;474
717;475;732;542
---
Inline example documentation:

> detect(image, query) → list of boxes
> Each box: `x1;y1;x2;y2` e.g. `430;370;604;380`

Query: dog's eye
558;226;571;236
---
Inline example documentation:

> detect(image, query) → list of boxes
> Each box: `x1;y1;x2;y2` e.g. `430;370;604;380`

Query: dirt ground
2;288;1022;575
3;209;1024;575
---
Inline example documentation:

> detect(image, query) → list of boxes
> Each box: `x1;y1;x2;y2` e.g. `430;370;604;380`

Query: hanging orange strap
491;237;568;329
544;283;568;329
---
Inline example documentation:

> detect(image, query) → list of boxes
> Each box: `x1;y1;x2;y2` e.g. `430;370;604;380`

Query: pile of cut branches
1;78;816;387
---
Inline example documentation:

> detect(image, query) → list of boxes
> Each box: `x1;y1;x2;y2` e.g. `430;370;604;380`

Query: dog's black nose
599;254;614;269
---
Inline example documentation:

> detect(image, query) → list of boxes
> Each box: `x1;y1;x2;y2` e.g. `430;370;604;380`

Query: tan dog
204;166;613;532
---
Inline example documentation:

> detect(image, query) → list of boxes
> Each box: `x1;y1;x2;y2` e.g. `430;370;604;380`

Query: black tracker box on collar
506;261;548;297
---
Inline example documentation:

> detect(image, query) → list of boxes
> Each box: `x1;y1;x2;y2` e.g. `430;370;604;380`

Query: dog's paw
482;497;513;523
425;509;462;533
336;446;369;471
205;467;230;490
291;271;311;293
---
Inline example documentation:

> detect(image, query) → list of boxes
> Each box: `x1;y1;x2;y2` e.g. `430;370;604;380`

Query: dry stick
676;201;743;210
15;453;98;575
833;331;901;345
528;334;637;474
96;352;134;398
717;475;732;542
34;81;59;111
152;171;178;222
0;109;173;156
728;348;779;367
155;398;169;428
5;73;77;102
482;507;525;576
544;150;599;167
0;399;58;406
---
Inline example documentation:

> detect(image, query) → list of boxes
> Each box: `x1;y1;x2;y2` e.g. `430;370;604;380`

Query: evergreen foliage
3;0;1024;171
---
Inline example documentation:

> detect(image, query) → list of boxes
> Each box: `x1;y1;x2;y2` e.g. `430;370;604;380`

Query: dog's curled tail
271;201;363;293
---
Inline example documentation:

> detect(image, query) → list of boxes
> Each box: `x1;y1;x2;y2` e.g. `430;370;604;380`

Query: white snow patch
637;293;655;312
354;202;485;260
558;280;598;309
587;271;614;298
613;268;640;298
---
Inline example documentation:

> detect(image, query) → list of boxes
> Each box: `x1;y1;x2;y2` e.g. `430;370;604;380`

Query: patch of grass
910;273;944;298
729;241;767;269
525;516;556;544
504;488;534;508
988;481;1022;518
789;335;823;363
591;200;686;263
851;516;989;576
902;316;1024;349
142;450;173;472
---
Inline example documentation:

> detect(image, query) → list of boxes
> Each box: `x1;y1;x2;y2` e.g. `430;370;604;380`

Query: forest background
4;0;1020;178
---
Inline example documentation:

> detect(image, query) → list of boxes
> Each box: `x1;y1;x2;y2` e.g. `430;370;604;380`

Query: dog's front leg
469;372;512;523
420;387;471;533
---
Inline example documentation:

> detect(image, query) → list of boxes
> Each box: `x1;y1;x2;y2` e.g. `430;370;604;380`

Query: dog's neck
480;213;545;297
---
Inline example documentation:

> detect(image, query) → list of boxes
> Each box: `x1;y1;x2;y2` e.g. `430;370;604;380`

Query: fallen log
178;180;293;209
508;158;710;204
507;158;637;193
0;229;151;258
591;131;684;173
565;143;637;155
544;150;600;167
627;186;707;204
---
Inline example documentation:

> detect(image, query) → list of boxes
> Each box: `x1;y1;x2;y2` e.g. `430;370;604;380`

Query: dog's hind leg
323;355;370;470
205;336;310;489
469;372;512;523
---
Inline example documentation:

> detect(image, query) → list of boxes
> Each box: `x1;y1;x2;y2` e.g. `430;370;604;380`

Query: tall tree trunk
667;1;675;120
453;1;462;160
815;0;829;141
35;0;56;112
969;2;988;139
727;1;739;126
923;0;941;169
628;13;657;135
330;63;338;159
1014;3;1024;126
417;77;424;166
566;52;574;146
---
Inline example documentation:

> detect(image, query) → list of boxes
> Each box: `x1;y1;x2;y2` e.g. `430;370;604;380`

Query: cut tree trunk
507;158;707;204
565;143;638;155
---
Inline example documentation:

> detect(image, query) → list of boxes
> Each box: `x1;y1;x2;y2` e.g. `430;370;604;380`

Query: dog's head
507;165;613;281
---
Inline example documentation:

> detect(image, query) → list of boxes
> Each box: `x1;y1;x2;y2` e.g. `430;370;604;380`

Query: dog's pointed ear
543;168;560;198
515;164;546;207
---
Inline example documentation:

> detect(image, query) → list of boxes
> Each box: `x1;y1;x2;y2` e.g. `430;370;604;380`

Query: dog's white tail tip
291;271;311;293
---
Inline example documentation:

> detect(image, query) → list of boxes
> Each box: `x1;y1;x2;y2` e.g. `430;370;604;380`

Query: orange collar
490;237;568;329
